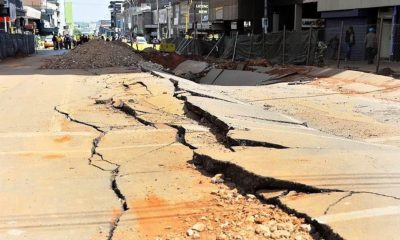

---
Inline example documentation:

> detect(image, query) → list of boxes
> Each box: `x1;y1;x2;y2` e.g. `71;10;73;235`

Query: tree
73;28;82;36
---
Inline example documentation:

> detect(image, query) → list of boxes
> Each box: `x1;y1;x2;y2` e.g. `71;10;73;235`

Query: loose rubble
165;175;317;240
211;173;225;184
42;40;142;69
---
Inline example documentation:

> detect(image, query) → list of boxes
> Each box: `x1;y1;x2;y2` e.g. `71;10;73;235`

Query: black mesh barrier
165;29;318;65
0;33;35;60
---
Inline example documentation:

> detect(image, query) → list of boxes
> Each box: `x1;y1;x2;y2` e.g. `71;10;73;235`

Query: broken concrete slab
56;101;142;131
247;66;274;73
278;192;400;240
211;69;269;86
194;146;400;196
0;137;120;240
199;68;301;86
176;124;220;149
185;95;304;131
152;70;244;103
95;128;216;240
227;126;388;149
173;60;209;75
199;68;224;85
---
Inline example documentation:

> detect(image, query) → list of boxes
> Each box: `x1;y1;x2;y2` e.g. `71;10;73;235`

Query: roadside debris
140;51;189;70
42;40;142;69
180;185;316;239
213;58;272;70
174;60;210;79
211;173;224;184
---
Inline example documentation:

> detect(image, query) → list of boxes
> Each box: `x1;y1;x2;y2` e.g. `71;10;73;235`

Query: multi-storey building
20;0;62;35
109;0;124;37
208;0;321;34
122;0;211;40
170;0;210;37
0;0;25;32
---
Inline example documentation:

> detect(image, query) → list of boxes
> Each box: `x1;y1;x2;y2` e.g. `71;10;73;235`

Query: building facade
15;0;63;35
121;0;211;40
0;0;25;32
318;0;400;60
208;0;321;35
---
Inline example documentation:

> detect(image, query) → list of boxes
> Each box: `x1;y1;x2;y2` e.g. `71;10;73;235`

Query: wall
324;17;369;60
318;0;400;11
0;33;35;59
209;0;238;21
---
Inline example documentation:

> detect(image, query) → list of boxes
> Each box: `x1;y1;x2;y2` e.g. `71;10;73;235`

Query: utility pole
193;0;197;39
337;21;344;68
200;0;203;31
186;0;192;36
168;2;172;38
376;17;384;73
263;0;268;34
156;0;160;39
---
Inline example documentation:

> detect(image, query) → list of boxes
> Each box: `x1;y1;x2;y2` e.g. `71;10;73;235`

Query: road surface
0;52;315;240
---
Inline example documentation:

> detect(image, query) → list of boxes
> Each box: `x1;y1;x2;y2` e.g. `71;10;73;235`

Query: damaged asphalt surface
0;50;400;240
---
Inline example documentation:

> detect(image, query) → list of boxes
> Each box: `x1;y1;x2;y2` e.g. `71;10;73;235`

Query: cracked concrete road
2;51;400;240
0;56;121;239
151;70;400;239
0;54;317;240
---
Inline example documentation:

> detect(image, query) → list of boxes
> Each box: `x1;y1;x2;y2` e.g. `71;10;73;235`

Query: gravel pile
43;40;142;69
162;173;318;240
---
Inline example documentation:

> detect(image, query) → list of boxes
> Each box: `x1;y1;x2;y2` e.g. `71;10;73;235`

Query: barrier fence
0;33;35;60
165;29;319;65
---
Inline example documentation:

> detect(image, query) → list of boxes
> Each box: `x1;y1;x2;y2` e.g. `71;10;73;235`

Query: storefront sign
302;18;325;28
196;3;208;15
0;16;11;22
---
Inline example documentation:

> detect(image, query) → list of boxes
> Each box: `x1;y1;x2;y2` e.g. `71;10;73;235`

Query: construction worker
52;34;58;50
365;27;378;64
57;35;64;49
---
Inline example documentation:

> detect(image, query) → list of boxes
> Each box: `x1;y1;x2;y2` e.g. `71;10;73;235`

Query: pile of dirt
42;40;142;69
140;51;188;70
211;58;273;70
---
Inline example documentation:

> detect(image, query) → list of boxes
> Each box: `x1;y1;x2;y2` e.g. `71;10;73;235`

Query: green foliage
73;28;82;36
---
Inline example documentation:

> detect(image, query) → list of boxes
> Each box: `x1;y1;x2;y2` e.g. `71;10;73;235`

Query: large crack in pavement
52;69;397;239
54;106;129;240
192;152;339;194
135;71;347;239
169;80;295;150
113;101;155;127
54;106;105;133
167;124;198;150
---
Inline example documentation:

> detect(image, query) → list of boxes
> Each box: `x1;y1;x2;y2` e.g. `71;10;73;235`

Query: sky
72;0;110;22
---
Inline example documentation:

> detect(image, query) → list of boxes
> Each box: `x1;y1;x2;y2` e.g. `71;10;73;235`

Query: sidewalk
326;59;400;76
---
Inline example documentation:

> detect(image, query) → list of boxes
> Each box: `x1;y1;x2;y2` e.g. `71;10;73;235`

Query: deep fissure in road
54;71;343;239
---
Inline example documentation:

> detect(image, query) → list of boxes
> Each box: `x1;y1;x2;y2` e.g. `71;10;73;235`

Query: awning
23;6;41;20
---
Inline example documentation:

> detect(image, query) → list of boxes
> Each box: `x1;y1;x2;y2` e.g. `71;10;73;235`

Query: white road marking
0;132;95;138
0;143;181;155
316;205;400;224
